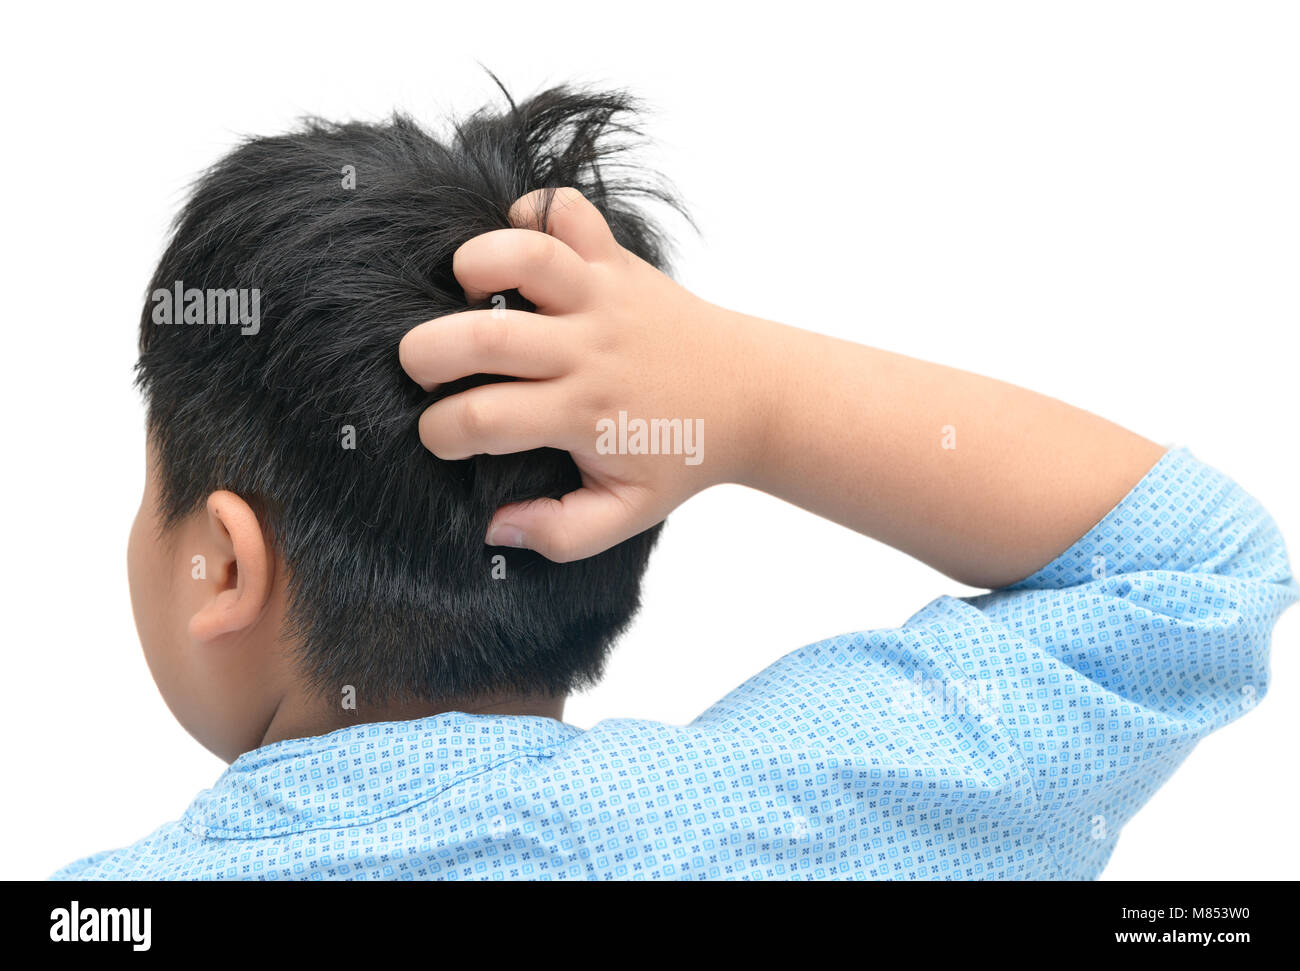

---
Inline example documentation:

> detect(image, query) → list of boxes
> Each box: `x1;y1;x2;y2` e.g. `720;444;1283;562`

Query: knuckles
520;229;559;269
468;312;511;359
455;394;489;443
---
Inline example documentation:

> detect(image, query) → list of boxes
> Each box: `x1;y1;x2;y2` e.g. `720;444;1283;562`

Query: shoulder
49;820;191;880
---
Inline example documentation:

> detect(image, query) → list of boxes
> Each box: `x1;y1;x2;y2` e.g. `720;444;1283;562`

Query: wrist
704;307;788;490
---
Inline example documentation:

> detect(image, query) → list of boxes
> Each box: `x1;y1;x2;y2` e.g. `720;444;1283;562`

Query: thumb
486;485;659;562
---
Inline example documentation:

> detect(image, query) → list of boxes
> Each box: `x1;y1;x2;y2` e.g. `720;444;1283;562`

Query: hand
399;188;769;562
401;189;1165;585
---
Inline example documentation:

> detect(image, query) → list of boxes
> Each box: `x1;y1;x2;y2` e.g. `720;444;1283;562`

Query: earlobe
187;491;273;642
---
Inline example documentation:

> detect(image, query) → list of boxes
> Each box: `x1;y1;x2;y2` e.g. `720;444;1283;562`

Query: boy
55;85;1296;880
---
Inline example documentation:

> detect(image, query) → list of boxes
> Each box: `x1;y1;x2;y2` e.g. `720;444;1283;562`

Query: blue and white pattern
53;448;1296;879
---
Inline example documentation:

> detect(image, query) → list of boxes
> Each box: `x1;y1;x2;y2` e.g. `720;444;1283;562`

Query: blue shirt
53;448;1296;880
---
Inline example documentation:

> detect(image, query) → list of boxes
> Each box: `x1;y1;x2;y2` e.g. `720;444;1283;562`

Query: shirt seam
182;740;568;841
927;619;1072;880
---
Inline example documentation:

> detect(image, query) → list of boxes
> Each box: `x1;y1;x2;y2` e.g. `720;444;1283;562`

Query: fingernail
486;524;526;548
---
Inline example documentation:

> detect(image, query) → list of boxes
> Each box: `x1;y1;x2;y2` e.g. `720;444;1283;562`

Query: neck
256;691;566;754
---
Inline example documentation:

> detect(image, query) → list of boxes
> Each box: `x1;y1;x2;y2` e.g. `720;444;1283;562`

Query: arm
399;188;1165;587
719;316;1165;587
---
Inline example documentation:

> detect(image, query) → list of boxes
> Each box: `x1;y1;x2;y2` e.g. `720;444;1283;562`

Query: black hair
136;83;681;705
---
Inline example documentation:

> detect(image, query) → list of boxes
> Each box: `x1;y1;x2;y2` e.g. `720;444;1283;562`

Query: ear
187;491;274;643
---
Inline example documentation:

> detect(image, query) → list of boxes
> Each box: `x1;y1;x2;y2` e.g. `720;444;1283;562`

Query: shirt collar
182;710;578;838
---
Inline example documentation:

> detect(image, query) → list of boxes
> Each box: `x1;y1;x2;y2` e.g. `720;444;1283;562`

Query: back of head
137;84;679;705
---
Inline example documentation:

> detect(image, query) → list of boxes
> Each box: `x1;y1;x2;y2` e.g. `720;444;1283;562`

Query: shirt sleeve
950;446;1297;874
687;446;1295;878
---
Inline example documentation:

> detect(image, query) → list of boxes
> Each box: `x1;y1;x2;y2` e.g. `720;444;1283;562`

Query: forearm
731;312;1168;589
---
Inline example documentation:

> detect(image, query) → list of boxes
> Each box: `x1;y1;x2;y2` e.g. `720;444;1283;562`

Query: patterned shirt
53;448;1296;879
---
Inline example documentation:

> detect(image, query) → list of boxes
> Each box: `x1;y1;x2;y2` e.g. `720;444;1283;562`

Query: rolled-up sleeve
956;447;1297;875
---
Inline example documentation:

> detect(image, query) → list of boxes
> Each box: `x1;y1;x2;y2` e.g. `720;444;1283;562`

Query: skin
128;443;564;764
401;187;1167;587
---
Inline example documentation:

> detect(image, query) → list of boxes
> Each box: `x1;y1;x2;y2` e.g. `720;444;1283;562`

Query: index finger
508;187;623;264
453;227;592;312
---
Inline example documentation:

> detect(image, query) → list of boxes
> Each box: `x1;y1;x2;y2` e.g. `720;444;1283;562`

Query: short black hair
136;83;680;705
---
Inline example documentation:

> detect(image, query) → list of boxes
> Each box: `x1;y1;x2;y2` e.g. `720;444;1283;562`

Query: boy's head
128;85;676;761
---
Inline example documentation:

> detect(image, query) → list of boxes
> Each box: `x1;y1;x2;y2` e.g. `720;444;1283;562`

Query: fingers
453;228;591;310
485;485;661;562
399;309;572;390
417;380;566;461
508;187;622;263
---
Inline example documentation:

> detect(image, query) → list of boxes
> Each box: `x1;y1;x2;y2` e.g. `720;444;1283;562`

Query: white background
1;1;1296;880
